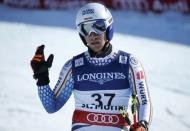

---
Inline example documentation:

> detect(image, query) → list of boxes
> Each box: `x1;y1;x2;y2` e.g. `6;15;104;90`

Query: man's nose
89;32;98;37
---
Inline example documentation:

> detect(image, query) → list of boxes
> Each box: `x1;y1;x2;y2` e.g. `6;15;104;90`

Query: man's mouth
91;41;100;45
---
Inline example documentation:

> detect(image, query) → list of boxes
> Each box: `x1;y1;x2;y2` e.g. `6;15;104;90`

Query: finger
35;45;45;55
46;54;54;68
32;45;45;62
32;54;43;61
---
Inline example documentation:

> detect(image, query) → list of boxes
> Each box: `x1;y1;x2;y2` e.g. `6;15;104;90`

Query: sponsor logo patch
130;57;139;65
138;81;147;105
75;58;84;67
77;72;126;85
82;9;94;15
119;55;128;64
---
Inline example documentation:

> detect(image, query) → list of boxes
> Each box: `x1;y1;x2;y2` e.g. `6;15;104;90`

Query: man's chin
88;42;104;52
92;44;102;49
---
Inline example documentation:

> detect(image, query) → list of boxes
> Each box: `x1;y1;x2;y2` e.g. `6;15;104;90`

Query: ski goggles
77;19;109;36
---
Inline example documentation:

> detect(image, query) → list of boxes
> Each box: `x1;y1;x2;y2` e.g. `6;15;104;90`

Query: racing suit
37;50;152;131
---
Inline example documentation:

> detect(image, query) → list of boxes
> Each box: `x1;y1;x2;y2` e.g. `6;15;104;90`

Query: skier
31;3;152;131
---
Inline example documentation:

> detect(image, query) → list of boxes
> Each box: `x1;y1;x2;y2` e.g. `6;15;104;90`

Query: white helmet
76;3;114;44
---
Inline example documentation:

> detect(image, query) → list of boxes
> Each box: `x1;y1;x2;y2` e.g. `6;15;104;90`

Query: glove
130;120;149;131
30;45;54;86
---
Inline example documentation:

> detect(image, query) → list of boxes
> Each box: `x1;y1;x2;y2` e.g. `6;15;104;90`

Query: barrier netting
2;0;190;13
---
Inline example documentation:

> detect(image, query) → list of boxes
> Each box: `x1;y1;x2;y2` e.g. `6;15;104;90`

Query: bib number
91;93;115;106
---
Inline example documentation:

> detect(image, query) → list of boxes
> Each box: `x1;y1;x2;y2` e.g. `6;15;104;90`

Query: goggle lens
78;20;109;36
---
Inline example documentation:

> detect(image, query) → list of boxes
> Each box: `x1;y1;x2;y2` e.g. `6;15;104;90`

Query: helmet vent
84;17;93;20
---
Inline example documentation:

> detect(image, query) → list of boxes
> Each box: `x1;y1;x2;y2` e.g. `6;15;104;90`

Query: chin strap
88;42;112;58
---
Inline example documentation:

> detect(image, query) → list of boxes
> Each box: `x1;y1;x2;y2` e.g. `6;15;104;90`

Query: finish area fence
2;0;190;14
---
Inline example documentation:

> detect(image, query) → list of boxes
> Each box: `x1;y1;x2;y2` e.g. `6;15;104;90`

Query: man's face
85;32;106;53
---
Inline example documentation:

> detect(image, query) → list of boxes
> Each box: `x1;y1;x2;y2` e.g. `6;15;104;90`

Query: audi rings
87;113;119;124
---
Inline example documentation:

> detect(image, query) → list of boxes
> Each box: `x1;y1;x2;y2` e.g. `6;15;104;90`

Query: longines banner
3;0;190;13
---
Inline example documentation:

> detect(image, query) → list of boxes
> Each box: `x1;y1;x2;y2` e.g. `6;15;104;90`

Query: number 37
91;93;115;106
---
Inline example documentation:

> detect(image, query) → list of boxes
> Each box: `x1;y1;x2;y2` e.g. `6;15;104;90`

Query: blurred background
0;0;190;131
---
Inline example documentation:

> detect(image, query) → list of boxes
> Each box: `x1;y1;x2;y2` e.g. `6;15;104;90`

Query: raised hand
31;45;54;86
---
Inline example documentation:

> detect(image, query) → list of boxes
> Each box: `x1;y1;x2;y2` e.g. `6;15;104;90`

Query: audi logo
87;113;119;124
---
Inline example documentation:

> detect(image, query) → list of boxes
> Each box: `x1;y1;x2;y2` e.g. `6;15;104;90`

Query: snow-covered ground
0;4;190;131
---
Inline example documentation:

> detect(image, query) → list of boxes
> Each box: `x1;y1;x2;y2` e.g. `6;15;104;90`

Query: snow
0;4;190;131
